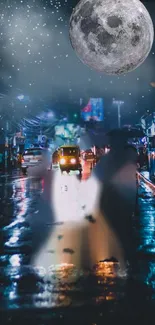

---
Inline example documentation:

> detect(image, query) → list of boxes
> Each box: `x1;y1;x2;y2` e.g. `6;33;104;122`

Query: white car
21;148;45;174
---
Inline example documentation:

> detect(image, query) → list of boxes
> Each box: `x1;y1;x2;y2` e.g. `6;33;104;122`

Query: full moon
69;0;154;75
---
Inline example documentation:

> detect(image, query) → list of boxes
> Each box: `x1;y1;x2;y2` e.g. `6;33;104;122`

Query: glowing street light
113;99;124;128
17;94;24;101
47;111;54;118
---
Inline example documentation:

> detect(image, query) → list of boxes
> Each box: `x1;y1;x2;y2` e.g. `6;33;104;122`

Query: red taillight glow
21;158;24;163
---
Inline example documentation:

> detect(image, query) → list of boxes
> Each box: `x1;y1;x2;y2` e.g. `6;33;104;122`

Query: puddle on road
0;173;155;320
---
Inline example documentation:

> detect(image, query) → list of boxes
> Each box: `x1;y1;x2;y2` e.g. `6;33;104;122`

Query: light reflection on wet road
0;166;155;322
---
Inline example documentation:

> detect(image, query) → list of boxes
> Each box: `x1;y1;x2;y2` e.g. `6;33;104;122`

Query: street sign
38;135;47;143
16;132;22;137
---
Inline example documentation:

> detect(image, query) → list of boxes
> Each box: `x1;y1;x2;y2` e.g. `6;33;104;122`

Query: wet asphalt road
0;166;155;324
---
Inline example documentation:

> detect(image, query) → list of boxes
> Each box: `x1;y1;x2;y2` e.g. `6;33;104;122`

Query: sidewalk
137;170;155;192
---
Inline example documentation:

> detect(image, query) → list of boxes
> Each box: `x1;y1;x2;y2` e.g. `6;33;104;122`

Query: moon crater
107;16;123;28
80;16;99;36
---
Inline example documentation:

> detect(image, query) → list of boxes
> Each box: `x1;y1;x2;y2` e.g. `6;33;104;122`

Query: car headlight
70;158;76;164
60;158;66;165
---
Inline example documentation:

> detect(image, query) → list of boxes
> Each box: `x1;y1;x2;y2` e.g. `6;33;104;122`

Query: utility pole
5;121;9;169
113;99;124;128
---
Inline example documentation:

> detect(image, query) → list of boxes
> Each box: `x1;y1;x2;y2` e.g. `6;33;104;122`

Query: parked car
21;148;44;174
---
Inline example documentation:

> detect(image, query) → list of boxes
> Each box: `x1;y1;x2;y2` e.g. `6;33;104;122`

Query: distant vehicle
21;148;44;174
83;150;95;162
52;149;59;165
58;144;82;175
104;146;110;155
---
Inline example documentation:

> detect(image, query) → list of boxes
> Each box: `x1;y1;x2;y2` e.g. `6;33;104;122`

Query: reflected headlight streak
10;254;21;267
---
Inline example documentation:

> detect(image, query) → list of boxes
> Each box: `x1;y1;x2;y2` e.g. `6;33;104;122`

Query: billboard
81;98;104;122
55;124;81;139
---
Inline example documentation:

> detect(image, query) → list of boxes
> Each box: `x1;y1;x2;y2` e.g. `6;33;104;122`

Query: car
21;148;44;174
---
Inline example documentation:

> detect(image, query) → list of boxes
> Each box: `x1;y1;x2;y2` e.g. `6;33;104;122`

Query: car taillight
21;158;24;163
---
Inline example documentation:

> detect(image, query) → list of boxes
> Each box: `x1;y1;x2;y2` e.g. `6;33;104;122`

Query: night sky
0;0;155;129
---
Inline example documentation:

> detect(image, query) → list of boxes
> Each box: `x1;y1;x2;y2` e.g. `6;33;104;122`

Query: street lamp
113;99;124;128
17;94;25;101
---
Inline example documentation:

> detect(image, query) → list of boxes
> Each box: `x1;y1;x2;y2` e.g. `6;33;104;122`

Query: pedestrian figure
91;132;138;271
26;131;137;275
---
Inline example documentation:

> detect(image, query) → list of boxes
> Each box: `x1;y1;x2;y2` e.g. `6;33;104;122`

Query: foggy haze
0;0;154;125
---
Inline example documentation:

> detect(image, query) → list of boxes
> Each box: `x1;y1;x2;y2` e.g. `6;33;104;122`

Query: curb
137;171;155;192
